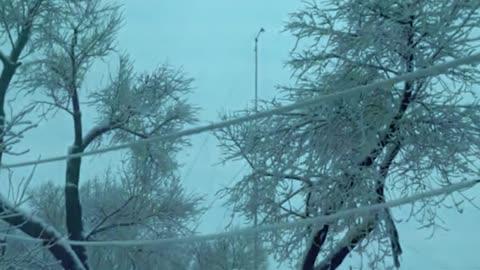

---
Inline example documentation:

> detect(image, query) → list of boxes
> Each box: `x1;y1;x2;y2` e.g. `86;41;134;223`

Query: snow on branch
0;195;86;270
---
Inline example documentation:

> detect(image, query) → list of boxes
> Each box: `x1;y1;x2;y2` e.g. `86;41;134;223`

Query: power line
1;179;478;247
2;52;480;170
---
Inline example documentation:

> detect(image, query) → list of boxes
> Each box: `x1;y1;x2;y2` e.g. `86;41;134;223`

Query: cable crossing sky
2;52;480;170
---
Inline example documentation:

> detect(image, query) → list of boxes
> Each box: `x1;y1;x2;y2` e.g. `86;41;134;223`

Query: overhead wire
1;179;478;247
2;52;480;170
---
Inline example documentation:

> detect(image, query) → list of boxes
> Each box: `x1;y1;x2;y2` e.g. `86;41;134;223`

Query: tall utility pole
254;28;265;111
253;27;264;270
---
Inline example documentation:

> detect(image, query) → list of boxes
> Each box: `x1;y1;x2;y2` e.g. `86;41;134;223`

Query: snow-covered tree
0;0;202;269
7;155;203;270
217;0;480;269
190;232;269;270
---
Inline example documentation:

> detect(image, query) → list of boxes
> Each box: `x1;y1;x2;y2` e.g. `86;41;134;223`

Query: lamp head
256;28;265;40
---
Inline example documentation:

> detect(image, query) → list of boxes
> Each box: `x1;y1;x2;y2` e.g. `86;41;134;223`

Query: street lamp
253;26;264;270
254;27;265;112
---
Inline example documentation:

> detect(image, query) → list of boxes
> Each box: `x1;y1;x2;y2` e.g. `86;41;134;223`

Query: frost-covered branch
81;120;115;150
218;0;480;269
0;196;85;270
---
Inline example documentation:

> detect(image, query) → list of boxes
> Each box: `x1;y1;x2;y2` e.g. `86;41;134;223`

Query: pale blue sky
3;1;480;269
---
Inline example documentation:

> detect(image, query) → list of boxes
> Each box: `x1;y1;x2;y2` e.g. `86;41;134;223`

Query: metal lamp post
253;27;264;270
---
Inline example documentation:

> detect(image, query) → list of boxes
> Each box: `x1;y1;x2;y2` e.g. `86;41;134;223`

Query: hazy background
3;1;480;269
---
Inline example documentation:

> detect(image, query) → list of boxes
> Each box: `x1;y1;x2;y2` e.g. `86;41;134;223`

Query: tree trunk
302;225;329;270
63;74;89;268
65;147;88;269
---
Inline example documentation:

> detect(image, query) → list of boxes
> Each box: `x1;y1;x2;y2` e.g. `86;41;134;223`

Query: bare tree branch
84;196;134;240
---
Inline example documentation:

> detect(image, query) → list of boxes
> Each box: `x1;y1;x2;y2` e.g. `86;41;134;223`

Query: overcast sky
4;1;480;269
